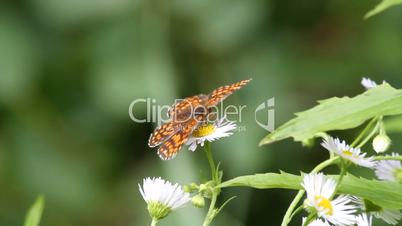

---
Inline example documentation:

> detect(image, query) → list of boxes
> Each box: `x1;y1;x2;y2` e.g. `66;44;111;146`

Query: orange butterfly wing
150;95;207;148
168;95;208;120
206;79;251;107
148;121;181;147
157;116;203;160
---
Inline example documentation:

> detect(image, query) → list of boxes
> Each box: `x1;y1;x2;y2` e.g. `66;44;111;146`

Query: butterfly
148;79;251;160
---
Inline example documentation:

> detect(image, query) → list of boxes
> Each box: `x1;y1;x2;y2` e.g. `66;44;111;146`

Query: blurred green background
1;0;402;225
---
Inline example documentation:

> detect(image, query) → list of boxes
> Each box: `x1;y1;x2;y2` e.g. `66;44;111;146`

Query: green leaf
337;174;402;210
220;171;301;190
365;0;402;19
219;172;402;210
260;84;402;145
24;195;45;226
384;115;402;133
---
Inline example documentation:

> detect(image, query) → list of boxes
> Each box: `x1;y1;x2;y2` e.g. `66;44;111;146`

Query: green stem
204;142;216;181
281;190;305;226
355;118;381;148
202;192;218;226
351;117;378;147
150;218;158;226
375;155;402;161
202;142;220;226
289;205;304;220
337;165;346;187
379;120;386;135
302;213;317;226
333;160;348;198
280;156;340;226
311;156;340;173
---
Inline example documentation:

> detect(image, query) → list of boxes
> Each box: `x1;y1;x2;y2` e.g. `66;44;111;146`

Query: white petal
302;217;331;226
139;177;190;210
374;153;402;182
356;213;372;226
374;209;402;225
361;77;377;89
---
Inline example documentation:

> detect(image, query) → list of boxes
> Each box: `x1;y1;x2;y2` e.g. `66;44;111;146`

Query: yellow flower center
342;150;353;156
192;124;216;137
315;195;333;215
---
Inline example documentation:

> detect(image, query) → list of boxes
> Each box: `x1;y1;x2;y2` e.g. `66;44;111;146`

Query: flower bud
372;134;391;153
191;194;205;208
182;185;191;193
183;183;198;193
199;184;208;192
198;182;214;198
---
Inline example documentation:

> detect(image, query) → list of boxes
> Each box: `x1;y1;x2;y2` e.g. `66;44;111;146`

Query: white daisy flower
139;177;190;220
361;77;386;90
352;196;402;225
321;137;375;168
302;173;357;226
302;217;331;226
375;153;402;183
356;213;372;226
186;116;236;151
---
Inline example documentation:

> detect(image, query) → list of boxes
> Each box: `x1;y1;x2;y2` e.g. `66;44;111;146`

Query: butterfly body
169;94;209;122
148;79;251;160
